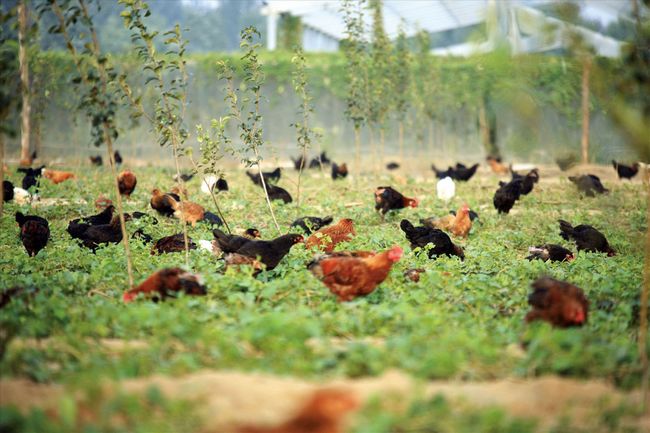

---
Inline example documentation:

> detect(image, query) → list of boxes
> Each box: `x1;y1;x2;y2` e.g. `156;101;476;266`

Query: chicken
305;218;355;253
113;150;123;165
237;389;358;433
486;156;509;175
246;168;281;186
245;228;261;238
265;184;293;203
525;277;588;328
374;186;418;220
18;165;45;191
170;185;189;200
89;155;103;166
123;268;206;303
558;220;615;256
291;155;307;170
213;228;257;253
308;245;402;301
67;205;115;238
117;170;137;198
43;169;76;184
229;233;304;270
12;187;31;205
555;153;578;171
216;177;229;192
450;208;479;221
420;204;472;238
493;179;522;214
150;188;178;216
386;162;400;170
151;233;197;254
132;229;153;244
201;176;217;194
95;194;112;210
400;219;464;260
331;162;348;180
569;174;609;196
436;176;455;202
76;216;126;250
128;211;158;225
526;244;574;262
452;163;479;181
3;180;14;202
173;172;194;182
431;164;455;179
511;168;539;195
291;216;334;235
310;152;331;169
404;268;425;282
171;197;205;227
202;211;223;226
222;253;265;274
15;212;50;257
612;160;639;180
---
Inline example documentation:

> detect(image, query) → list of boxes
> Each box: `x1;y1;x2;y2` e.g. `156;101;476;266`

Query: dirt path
1;370;647;432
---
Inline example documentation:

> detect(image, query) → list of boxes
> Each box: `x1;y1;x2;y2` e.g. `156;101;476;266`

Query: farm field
0;162;647;432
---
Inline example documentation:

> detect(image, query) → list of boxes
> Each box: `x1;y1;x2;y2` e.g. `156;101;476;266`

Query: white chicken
13;187;33;205
200;175;217;195
436;176;455;202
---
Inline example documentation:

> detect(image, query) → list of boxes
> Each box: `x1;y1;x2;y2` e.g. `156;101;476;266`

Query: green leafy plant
36;0;134;287
118;0;193;265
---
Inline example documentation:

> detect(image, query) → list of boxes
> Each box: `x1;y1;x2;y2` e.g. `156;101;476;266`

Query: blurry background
1;0;645;165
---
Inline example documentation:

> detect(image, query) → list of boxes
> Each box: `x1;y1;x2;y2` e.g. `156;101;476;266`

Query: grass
0;163;647;431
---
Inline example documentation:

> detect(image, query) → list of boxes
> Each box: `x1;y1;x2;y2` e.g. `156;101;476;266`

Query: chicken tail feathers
558;220;573;241
399;219;414;234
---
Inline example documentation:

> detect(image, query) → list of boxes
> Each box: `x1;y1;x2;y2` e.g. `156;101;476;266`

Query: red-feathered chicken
305;218;356;253
374;186;418;220
43;169;76;184
118;170;137;198
525;277;589;328
308;245;403;301
238;389;358;433
123;268;206;303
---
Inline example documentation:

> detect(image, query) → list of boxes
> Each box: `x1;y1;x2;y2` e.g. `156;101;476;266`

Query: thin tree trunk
18;0;31;165
581;57;591;164
354;125;361;180
256;160;281;235
641;167;650;412
398;120;404;162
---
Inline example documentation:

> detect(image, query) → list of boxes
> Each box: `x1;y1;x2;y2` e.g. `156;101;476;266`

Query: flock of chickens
2;151;643;332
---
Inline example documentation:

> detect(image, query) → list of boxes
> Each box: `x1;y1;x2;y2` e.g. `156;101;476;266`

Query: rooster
123;268;206;303
374;186;418;220
43;169;76;184
526;244;574;262
420;204;472;238
511;168;539;195
436;176;455;202
237;389;358;433
291;216;334;235
331;162;348;180
400;219;464;260
569;174;608;197
525;277;588;328
612;160;639;180
305;218;355;253
493;179;522;214
15;212;50;257
150;189;179;216
558;220;615;256
118;170;137;198
308;246;403;301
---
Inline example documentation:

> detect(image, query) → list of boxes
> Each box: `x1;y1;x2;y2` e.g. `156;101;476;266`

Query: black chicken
526;244;574;262
18;165;45;191
151;233;197;254
216;177;229;192
15;212;50;257
453;163;480;181
386;162;400;170
89;155;103;166
3;180;14;202
331;162;348;180
291;155;307;170
227;233;304;270
431;164;455;179
511;168;539;195
265;183;293;203
67;206;116;239
77;216;126;250
558;220;615;256
493;179;523;214
291;216;334;235
246;168;281;186
212;229;255;253
374;186;418;220
400;219;464;260
612;160;639;180
202;211;223;226
113;150;123;165
569;174;608;197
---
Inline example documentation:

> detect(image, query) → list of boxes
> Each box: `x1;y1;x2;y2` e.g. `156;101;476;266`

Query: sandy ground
1;368;648;432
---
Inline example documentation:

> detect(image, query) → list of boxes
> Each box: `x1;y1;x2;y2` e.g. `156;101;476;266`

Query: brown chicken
123;268;206;303
486;156;509;175
171;198;205;227
374;186;419;220
305;218;355;253
223;252;265;274
308;245;403;301
151;233;197;255
421;204;472;238
150;188;179;217
170;185;189;200
117;170;137;198
238;389;358;433
525;277;589;328
43;169;75;184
